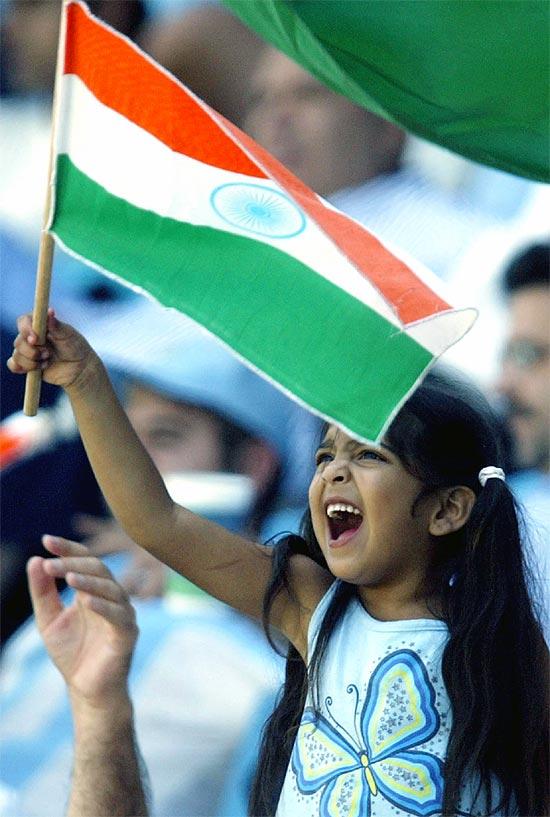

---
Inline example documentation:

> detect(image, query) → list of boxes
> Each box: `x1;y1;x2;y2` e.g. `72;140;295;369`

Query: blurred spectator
141;1;263;125
1;0;147;97
496;243;550;473
242;46;500;279
438;181;550;387
0;301;320;817
495;242;549;639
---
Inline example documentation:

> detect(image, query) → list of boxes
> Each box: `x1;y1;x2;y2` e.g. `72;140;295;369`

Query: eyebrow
317;437;393;454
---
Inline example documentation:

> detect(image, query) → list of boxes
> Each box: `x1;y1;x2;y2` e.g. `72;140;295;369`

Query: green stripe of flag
51;154;432;440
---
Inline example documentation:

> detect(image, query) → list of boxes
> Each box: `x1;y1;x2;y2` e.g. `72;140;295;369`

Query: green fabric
224;0;550;182
51;154;432;443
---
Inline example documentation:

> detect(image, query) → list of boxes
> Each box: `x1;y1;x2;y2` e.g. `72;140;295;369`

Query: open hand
27;535;138;707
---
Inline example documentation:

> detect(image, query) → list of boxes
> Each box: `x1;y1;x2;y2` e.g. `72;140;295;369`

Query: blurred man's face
126;385;224;473
4;0;60;94
242;48;404;197
496;286;550;471
4;0;142;95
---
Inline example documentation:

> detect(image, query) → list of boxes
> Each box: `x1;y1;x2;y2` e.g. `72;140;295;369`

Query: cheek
308;479;325;535
533;371;550;412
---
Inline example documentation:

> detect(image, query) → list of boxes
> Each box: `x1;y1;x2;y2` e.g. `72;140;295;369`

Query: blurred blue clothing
0;553;282;817
331;167;499;280
459;165;539;221
0;227;137;332
510;469;550;643
217;692;276;817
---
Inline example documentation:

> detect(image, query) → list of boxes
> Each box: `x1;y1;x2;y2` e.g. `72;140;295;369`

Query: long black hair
249;370;549;817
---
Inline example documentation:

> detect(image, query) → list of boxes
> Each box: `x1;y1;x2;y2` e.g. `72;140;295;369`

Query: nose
321;457;350;484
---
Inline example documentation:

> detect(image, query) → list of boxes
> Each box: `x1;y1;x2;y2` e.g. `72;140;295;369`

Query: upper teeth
326;503;362;518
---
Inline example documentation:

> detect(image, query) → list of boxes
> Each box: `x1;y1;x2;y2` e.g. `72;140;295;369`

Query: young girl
8;311;548;817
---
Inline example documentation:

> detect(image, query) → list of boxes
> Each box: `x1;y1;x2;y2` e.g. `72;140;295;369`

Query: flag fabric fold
49;1;476;443
223;0;550;183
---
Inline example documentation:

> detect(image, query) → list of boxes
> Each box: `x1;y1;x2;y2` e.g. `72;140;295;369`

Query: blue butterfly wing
319;768;372;817
372;749;444;816
361;649;440;761
292;707;362;794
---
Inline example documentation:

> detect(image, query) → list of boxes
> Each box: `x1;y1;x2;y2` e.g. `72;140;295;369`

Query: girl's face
308;425;438;604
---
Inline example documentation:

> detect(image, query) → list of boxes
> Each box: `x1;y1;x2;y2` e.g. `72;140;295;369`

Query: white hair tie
478;466;506;487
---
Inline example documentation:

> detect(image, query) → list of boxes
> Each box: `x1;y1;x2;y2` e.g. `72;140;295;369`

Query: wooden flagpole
24;0;68;416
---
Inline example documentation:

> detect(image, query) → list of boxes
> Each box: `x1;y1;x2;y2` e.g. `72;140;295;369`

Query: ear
428;486;476;537
236;439;280;495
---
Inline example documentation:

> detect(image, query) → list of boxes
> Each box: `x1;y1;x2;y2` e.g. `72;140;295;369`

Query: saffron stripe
50;155;433;442
63;1;263;177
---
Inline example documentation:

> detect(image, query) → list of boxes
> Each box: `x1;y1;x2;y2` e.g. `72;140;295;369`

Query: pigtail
249;523;355;817
441;480;549;816
248;531;311;817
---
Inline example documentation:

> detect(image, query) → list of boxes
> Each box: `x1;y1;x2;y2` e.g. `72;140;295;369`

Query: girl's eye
357;449;385;462
315;451;333;466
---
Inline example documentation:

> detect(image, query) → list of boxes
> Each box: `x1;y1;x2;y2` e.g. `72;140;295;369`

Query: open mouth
326;502;363;544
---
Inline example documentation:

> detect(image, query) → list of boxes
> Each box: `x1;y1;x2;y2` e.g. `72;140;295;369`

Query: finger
83;593;137;635
43;555;112;581
12;335;50;362
6;354;41;374
16;313;34;337
42;534;91;558
7;349;45;374
66;571;127;604
27;556;64;633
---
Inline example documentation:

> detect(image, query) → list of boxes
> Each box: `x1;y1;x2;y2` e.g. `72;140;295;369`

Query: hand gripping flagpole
24;0;68;416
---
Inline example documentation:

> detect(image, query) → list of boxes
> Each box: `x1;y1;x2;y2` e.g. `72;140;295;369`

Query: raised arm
9;312;330;653
27;536;148;817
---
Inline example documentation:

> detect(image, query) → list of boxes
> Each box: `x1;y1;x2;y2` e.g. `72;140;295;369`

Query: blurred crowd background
1;2;548;816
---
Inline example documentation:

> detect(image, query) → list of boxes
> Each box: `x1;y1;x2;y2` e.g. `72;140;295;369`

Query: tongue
330;514;362;541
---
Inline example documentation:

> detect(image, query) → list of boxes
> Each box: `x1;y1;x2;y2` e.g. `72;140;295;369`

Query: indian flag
48;0;475;443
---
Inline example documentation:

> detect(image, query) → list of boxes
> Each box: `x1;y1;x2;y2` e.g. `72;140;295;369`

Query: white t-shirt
276;582;501;817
